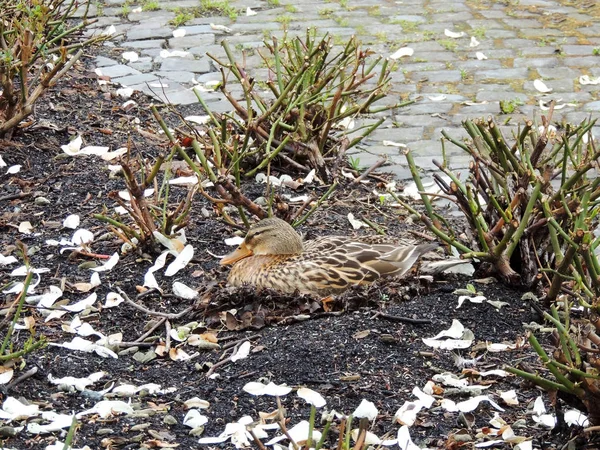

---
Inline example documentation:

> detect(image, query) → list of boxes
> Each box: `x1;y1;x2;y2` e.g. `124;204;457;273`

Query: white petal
393;401;423;426
7;165;21;174
62;293;97;312
172;281;198;300
77;400;133;418
104;292;125;308
122;51;138;62
422;338;473;349
210;23;232;33
431;319;465;339
183;409;208;428
71;228;94;245
476;52;488;60
564;409;588;427
445;29;465;38
390;47;414;59
225;236;244;246
165;244;194;276
297;388;326;408
61;135;83;155
246;7;257;16
231;341;251;362
116;87;134;98
397;426;421;450
456;395;505;413
90;272;101;287
347;213;365;230
185;115;211;125
184;397;210;409
160;49;190;58
0;254;17;265
412;386;435;408
470;36;480;47
18;221;33;234
353;399;378;420
500;389;519;405
0;369;14;385
91;253;119;272
428;94;447;101
173;28;186;38
580;75;600;85
533;79;552;93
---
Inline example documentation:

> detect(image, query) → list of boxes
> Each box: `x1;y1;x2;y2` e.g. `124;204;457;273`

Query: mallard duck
220;217;437;295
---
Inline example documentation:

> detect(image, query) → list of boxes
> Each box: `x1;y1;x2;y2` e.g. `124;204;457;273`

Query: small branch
117;287;192;319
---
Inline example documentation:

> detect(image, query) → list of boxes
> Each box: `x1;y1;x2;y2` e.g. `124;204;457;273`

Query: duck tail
378;242;439;277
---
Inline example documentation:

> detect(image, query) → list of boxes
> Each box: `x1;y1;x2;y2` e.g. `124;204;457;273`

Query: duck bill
220;243;253;265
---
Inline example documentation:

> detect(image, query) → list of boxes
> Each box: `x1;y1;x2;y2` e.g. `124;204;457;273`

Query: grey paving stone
485;29;518;39
432;126;471;141
474;68;529;81
411;70;463;83
523;79;575;93
130;58;154;72
475;92;529;103
389;15;427;23
158;0;200;7
99;64;143;79
563;56;600;68
394;115;450;128
561;45;597;56
168;35;217;48
160;58;211;73
537;67;580;79
428;2;471;12
112;73;159;87
584;101;600;112
519;28;565;38
397;62;449;73
405;139;460;157
502;19;542;29
370;127;426;142
127;27;174;41
127;11;176;23
94;56;120;67
122;39;166;49
430;12;474;22
479;10;510;19
542;92;592;103
479;49;516;59
454;59;503;71
400;102;454;115
154;71;196;84
513;57;560;68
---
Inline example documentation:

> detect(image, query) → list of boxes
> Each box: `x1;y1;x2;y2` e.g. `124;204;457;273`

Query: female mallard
220;217;437;295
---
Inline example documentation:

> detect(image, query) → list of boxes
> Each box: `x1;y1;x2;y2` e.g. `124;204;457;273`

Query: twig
222;334;262;350
372;312;432;324
0;192;31;202
165;319;172;353
136;317;167;342
6;367;37;391
117;287;192;319
205;345;239;378
353;158;386;184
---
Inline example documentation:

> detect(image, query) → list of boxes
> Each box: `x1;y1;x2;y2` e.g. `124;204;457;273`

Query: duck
220;217;438;295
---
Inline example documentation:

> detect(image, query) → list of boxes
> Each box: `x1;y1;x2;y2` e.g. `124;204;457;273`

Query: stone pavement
85;0;600;180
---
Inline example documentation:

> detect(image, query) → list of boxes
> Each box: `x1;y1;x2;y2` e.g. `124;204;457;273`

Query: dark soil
0;57;597;450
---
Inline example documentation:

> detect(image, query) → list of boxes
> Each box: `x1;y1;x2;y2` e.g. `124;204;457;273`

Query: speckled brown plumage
221;218;437;295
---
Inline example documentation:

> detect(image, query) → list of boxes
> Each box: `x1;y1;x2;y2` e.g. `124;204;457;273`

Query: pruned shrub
0;0;109;138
